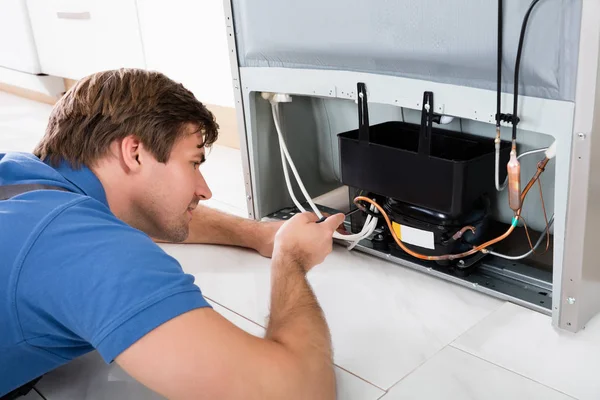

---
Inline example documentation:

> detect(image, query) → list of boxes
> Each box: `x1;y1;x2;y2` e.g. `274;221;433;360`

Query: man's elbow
275;347;336;400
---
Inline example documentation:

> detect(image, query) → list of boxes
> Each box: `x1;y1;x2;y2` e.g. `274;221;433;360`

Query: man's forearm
183;204;261;249
266;255;335;398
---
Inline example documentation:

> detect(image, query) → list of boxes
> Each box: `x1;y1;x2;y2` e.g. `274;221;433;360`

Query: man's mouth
187;199;200;219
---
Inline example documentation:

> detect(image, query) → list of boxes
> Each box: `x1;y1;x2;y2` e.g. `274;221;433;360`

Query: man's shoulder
39;196;161;258
10;190;135;249
19;193;190;308
0;152;65;184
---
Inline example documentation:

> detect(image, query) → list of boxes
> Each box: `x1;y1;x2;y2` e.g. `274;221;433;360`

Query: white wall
137;0;235;108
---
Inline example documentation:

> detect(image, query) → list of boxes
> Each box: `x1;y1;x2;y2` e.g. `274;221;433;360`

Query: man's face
132;124;212;242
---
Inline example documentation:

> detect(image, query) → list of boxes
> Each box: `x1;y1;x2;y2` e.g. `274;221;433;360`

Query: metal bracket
419;91;434;156
357;82;370;144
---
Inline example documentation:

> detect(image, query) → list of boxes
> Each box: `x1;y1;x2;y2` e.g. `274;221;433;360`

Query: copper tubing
507;150;522;211
450;226;476;241
352;157;550;262
520;158;549;203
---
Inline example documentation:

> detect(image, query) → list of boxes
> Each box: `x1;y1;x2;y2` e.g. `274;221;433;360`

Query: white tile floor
2;90;600;399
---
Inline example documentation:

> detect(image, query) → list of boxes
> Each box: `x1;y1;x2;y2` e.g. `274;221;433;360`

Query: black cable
496;0;503;129
512;0;542;142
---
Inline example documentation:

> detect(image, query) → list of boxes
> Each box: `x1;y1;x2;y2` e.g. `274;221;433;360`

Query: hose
512;0;542;142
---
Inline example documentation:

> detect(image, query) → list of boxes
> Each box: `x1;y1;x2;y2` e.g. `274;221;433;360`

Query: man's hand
252;213;348;258
273;212;346;271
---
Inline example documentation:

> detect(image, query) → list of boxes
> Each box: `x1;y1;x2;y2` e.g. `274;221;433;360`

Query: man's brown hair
34;68;219;168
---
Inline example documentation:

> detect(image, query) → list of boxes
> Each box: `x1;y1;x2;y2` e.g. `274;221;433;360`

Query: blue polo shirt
0;152;211;395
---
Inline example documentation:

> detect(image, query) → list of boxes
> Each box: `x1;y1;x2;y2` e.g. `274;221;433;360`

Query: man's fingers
320;213;346;232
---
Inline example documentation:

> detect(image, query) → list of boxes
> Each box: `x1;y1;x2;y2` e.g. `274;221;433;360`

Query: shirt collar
50;160;109;207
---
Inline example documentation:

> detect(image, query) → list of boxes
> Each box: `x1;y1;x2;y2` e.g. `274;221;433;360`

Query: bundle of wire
270;101;378;250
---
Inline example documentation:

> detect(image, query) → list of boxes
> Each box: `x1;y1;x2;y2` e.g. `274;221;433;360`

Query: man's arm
159;204;282;257
265;253;335;395
115;212;344;400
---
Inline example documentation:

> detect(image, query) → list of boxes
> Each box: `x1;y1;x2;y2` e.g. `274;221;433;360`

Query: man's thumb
320;213;346;232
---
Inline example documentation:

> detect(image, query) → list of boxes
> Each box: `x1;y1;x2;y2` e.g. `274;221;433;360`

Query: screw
359;92;364;99
246;195;252;201
376;234;384;240
578;133;586;140
567;297;576;305
458;260;465;266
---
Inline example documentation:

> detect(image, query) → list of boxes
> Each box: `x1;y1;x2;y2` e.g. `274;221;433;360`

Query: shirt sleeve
18;198;211;363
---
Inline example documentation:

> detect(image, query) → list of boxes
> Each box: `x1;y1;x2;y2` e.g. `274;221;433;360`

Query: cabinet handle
56;11;91;20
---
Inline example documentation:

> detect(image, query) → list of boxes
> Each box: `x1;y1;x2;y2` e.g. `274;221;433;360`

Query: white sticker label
393;223;435;250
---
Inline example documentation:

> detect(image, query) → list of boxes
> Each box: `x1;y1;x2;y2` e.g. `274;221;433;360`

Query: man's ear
120;135;143;172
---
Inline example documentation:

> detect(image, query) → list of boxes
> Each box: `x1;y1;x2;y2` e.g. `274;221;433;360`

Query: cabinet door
136;0;234;107
26;0;146;79
0;0;41;73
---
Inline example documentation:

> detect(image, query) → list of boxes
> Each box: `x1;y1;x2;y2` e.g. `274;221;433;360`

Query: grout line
449;300;508;347
449;346;578;400
333;365;387;392
374;302;510;395
206;296;388;395
380;344;449;395
376;390;390;400
204;295;267;330
33;387;48;400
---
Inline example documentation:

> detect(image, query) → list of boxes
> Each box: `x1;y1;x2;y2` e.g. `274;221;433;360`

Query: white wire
518;147;548;159
279;137;305;213
495;143;504;191
495;147;548;191
489;214;554;260
271;101;378;243
272;103;321;217
347;213;378;250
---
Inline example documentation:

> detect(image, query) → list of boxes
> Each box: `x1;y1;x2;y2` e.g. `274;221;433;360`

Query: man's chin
151;225;189;243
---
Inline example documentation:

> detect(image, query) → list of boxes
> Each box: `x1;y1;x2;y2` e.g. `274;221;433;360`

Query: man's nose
195;171;212;200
